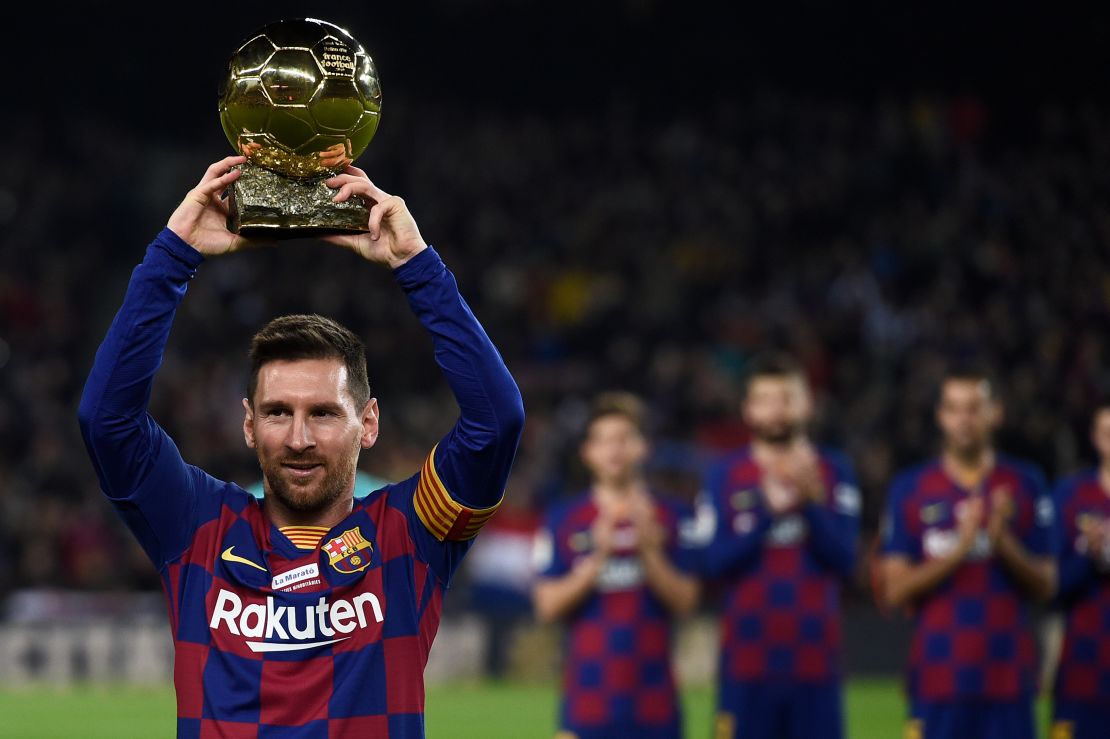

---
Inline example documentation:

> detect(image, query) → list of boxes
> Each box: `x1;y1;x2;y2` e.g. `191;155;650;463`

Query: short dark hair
585;391;648;436
742;351;806;395
248;314;371;408
939;362;997;401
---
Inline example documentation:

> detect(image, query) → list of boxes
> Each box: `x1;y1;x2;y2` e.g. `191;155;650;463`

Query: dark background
6;2;1110;246
10;3;1110;123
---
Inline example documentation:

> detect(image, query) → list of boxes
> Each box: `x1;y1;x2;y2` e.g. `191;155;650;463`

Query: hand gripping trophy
218;18;382;235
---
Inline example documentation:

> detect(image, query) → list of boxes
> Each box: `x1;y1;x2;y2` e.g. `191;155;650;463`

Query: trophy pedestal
227;163;370;237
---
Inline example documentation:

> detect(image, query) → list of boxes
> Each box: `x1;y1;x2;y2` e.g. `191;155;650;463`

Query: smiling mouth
282;462;323;475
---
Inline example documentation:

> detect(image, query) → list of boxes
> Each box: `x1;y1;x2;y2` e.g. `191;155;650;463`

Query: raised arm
324;169;525;553
78;156;249;566
77;230;200;499
396;245;525;521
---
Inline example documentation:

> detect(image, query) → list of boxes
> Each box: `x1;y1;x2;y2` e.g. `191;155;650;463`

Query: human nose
286;412;316;452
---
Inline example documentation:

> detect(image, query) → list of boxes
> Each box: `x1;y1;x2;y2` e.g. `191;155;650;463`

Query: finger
326;172;381;197
329;166;369;183
326;168;368;182
366;198;394;240
326;173;364;185
200;155;245;183
331;182;359;203
326;175;373;203
195;166;243;199
199;155;247;185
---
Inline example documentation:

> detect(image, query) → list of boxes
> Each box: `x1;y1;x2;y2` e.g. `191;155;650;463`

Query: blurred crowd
2;93;1110;606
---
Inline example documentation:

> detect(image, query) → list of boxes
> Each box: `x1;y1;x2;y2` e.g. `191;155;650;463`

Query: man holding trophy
79;19;525;738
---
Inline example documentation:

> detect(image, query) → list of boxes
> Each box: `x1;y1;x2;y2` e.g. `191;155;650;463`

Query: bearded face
743;374;811;445
244;357;377;516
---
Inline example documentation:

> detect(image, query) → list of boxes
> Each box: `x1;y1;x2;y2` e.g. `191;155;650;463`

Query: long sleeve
393;247;525;543
880;471;919;560
77;228;205;568
703;508;773;578
801;503;857;578
1054;479;1097;602
699;463;772;578
801;459;861;579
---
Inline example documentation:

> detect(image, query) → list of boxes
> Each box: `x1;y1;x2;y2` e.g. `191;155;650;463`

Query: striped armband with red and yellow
413;445;502;541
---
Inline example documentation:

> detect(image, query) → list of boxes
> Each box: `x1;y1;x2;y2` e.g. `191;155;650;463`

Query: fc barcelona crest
324;527;374;574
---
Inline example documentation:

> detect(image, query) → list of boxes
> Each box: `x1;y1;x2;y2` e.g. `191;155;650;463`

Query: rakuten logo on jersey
209;589;384;653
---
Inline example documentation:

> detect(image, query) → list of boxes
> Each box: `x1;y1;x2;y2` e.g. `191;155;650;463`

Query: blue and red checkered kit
701;448;861;687
881;458;1055;702
535;493;699;738
1053;470;1110;704
79;230;524;738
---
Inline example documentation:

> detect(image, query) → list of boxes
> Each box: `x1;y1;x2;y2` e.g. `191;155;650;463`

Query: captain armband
413;445;502;542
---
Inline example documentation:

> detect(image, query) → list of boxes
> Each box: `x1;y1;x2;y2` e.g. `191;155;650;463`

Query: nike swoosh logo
247;637;348;653
221;546;267;572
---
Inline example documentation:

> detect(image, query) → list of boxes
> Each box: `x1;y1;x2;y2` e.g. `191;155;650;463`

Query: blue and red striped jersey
533;492;698;737
881;457;1055;702
79;230;524;738
1052;470;1110;703
701;447;860;685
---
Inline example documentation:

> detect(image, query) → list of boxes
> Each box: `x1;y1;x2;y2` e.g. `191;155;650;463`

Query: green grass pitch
0;679;1050;737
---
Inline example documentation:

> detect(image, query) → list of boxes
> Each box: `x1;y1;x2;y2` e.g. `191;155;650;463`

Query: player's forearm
801;503;858;579
394;248;524;508
882;550;967;608
533;557;603;623
78;229;202;496
640;549;700;617
702;513;772;577
993;531;1056;602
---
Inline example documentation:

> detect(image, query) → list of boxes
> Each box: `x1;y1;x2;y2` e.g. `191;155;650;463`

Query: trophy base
227;163;369;238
